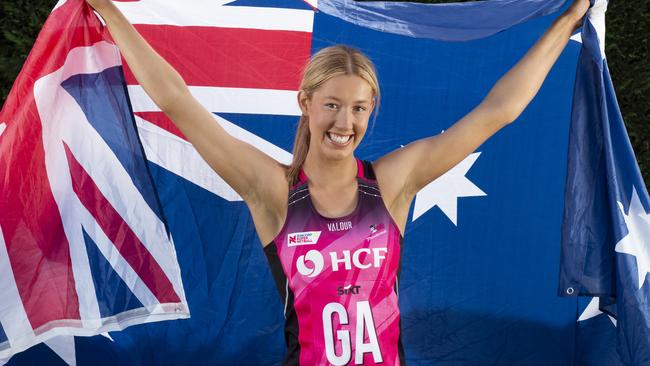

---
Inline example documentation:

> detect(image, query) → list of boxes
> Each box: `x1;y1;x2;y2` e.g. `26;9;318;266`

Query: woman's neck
302;152;357;190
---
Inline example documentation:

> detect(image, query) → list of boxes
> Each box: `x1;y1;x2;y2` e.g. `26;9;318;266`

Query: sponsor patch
287;231;321;247
337;284;361;295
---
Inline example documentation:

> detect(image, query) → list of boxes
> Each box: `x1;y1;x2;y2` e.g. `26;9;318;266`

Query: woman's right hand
86;0;114;13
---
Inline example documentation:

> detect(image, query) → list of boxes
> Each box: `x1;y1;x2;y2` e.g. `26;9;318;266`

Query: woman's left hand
567;0;591;29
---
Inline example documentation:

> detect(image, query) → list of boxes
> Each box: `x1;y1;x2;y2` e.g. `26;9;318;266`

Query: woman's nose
335;108;354;130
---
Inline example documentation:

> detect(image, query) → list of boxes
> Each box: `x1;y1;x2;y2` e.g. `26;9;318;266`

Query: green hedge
0;1;55;101
1;0;648;186
607;1;650;187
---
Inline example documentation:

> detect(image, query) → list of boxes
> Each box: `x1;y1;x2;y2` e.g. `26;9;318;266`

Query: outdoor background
1;0;648;185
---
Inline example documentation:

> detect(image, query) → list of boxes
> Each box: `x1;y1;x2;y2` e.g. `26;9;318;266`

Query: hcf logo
296;248;388;278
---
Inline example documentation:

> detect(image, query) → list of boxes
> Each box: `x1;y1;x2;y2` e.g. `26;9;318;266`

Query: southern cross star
615;187;650;290
578;297;617;326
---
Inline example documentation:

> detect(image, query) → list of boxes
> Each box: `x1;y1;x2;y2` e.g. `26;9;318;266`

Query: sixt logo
337;284;361;295
295;247;388;278
287;231;321;247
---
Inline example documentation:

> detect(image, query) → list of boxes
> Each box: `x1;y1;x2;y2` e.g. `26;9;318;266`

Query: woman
87;0;590;365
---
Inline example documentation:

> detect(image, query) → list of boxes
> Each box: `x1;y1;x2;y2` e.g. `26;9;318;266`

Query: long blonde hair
287;45;381;185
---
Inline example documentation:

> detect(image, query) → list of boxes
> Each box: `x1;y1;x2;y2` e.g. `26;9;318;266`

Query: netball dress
264;159;405;365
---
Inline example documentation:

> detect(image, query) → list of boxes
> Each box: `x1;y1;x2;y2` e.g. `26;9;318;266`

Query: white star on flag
578;297;617;326
412;152;486;225
615;187;650;290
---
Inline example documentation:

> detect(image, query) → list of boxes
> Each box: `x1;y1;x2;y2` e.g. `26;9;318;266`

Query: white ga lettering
329;247;387;272
322;301;383;365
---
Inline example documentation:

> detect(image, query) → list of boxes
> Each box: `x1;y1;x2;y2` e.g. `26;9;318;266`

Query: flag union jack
118;0;313;200
0;1;187;361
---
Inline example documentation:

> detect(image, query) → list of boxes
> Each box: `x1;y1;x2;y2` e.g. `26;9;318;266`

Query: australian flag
559;0;650;364
2;0;649;365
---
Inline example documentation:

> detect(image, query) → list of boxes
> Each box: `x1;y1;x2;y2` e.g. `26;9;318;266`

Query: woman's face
299;74;375;162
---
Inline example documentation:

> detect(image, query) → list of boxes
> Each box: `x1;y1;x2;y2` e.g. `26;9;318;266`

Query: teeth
328;133;351;144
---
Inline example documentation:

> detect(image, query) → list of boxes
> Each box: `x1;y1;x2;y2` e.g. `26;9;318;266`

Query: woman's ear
297;90;310;116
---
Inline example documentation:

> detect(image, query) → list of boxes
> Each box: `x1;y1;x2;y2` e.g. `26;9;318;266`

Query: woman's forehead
314;75;374;102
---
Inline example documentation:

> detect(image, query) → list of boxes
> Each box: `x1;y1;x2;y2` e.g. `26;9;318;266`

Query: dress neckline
298;158;363;221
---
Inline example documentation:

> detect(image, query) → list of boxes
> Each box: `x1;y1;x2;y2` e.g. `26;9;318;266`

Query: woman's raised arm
374;0;591;228
87;0;288;242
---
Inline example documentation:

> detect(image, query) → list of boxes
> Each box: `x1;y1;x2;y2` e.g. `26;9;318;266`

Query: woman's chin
321;144;355;161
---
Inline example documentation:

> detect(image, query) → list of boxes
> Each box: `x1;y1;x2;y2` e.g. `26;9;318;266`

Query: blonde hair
287;45;381;185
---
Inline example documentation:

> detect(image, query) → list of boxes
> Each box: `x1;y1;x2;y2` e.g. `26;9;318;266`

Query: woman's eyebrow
323;96;370;104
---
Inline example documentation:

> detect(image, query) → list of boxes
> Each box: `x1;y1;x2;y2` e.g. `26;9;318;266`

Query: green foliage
606;1;650;187
0;1;57;102
0;0;648;186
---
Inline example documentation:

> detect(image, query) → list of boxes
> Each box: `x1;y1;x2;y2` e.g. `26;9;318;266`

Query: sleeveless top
264;159;406;365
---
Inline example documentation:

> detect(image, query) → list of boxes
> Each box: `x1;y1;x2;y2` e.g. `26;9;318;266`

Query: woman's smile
326;131;354;147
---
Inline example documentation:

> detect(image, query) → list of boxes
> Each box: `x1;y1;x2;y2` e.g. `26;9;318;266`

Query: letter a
355;301;382;364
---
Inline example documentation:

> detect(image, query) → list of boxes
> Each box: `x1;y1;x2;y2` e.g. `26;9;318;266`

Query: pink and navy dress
264;159;405;365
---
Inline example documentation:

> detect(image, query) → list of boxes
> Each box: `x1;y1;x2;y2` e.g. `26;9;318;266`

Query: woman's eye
354;106;367;112
325;103;338;110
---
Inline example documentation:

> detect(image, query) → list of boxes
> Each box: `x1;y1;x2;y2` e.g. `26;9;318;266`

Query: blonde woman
87;0;590;364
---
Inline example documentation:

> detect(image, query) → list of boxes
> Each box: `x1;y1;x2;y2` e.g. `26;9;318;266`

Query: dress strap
357;159;377;181
356;158;364;179
289;168;309;191
297;169;309;184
